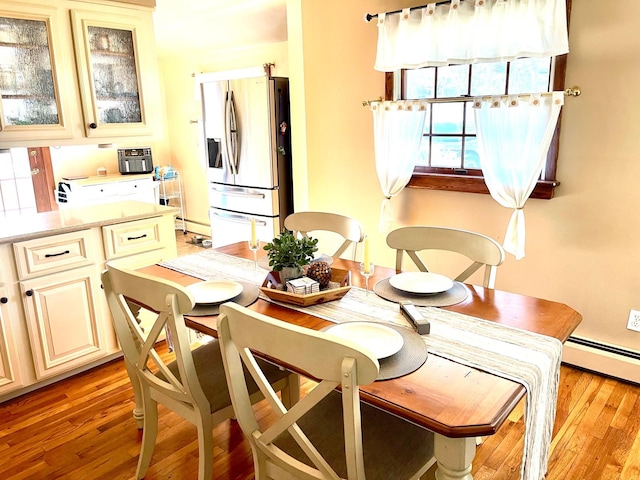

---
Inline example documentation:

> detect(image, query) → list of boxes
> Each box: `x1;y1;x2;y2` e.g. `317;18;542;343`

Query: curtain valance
373;0;569;72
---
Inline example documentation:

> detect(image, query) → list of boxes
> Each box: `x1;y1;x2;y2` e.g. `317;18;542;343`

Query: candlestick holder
359;262;375;296
248;240;261;270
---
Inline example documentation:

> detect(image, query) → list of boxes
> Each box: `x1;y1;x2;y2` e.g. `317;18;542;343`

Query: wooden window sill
407;173;559;200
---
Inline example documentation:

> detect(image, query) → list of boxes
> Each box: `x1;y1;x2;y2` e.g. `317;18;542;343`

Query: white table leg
434;434;476;480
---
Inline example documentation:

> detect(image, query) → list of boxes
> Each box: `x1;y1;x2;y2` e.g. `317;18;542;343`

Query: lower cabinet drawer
102;217;165;259
13;230;94;280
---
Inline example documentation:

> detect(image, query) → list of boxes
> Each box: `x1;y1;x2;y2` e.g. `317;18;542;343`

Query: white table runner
160;250;563;480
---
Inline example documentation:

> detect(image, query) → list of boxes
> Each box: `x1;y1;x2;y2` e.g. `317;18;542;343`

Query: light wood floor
2;232;639;480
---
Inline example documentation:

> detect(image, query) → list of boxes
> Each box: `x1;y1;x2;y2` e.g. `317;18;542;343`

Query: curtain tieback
515;207;524;210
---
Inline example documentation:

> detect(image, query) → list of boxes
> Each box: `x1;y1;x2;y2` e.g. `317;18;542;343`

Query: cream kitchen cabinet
19;265;112;380
0;0;162;147
0;202;179;401
69;6;160;138
0;283;23;396
102;214;177;269
0;3;77;142
14;229;118;381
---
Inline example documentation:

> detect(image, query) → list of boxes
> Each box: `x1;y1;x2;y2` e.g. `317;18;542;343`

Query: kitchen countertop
0;201;180;244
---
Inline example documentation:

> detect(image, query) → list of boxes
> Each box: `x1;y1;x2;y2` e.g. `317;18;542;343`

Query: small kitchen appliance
117;147;153;174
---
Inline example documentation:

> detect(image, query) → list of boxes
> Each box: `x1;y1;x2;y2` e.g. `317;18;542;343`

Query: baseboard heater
567;336;640;361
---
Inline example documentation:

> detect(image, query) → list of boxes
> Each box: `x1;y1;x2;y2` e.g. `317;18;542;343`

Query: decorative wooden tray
260;268;351;306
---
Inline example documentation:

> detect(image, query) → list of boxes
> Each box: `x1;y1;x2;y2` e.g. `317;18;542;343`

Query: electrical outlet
627;310;640;332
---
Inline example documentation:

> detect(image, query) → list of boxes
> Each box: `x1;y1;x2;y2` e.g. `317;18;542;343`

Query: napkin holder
260;268;351;306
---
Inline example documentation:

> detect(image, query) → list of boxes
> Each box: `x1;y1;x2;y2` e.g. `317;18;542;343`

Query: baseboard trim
563;337;640;385
184;220;210;236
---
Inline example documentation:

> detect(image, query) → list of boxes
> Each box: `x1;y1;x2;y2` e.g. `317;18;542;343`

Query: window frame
386;3;570;200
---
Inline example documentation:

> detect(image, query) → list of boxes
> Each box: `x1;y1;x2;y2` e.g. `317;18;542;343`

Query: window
392;54;568;199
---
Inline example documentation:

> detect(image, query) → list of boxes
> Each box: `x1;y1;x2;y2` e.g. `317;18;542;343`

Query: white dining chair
386;225;506;288
217;302;435;480
283;211;365;260
101;263;298;480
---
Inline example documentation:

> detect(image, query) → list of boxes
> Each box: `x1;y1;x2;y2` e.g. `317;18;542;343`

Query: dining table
137;241;582;480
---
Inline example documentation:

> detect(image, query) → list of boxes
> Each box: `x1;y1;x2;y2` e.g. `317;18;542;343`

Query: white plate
324;322;404;359
186;280;243;304
389;272;454;295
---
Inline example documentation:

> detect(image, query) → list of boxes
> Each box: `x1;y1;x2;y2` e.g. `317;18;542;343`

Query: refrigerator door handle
224;89;240;175
210;185;266;199
211;210;267;226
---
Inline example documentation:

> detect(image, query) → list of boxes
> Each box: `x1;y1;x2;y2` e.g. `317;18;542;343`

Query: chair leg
253;449;269;480
136;395;159;479
196;414;214;480
123;359;144;429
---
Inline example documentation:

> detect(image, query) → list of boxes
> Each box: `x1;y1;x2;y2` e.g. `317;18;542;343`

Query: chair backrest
284;211;364;259
101;263;210;416
218;302;380;480
386;226;506;288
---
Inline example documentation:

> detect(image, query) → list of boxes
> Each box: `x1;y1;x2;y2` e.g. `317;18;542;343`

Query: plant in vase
263;229;318;287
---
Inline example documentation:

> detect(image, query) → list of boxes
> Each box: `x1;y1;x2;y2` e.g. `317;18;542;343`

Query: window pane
432;137;462;168
404;68;435;99
464;138;481;169
465;104;476;134
436;64;469;98
508;57;551;94
470;62;507;96
432;102;464;133
416;139;430;167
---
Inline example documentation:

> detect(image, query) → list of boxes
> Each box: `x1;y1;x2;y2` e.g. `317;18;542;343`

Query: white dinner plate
186;280;243;304
324;322;404;359
389;272;454;295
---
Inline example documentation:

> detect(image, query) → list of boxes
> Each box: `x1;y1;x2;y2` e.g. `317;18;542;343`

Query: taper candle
250;218;257;247
363;236;371;274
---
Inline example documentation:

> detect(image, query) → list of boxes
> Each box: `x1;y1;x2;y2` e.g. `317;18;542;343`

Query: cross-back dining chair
217;302;435;480
283;211;365;260
101;263;298;480
386;226;506;288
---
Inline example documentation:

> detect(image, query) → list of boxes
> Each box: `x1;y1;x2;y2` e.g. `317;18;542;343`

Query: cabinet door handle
25;290;34;297
0;297;7;304
44;250;70;258
89;122;97;129
127;234;147;240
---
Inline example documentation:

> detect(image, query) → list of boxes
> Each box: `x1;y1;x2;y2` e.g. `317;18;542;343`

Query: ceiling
152;0;288;56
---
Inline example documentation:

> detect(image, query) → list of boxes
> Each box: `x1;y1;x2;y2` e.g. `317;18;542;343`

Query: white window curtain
371;101;428;232
473;92;564;259
373;0;569;71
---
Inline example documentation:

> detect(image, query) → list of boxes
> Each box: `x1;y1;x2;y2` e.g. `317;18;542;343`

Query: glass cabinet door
0;7;73;141
86;25;142;125
71;9;158;138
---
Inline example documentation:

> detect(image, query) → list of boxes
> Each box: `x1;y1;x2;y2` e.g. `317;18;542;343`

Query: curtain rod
364;0;455;23
361;86;581;106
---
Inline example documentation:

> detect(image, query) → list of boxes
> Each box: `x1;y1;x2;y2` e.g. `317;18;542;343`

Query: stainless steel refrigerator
198;70;293;247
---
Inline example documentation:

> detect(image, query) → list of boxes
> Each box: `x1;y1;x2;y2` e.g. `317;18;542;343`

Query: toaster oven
118;147;153;174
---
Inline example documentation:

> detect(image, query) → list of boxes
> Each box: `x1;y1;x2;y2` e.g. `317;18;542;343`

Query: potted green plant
263;229;318;285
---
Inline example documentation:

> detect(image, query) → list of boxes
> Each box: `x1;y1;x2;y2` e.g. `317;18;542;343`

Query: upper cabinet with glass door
70;8;161;138
0;4;76;142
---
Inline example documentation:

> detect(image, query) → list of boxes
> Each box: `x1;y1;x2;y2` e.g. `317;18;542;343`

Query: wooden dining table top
138;242;582;439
